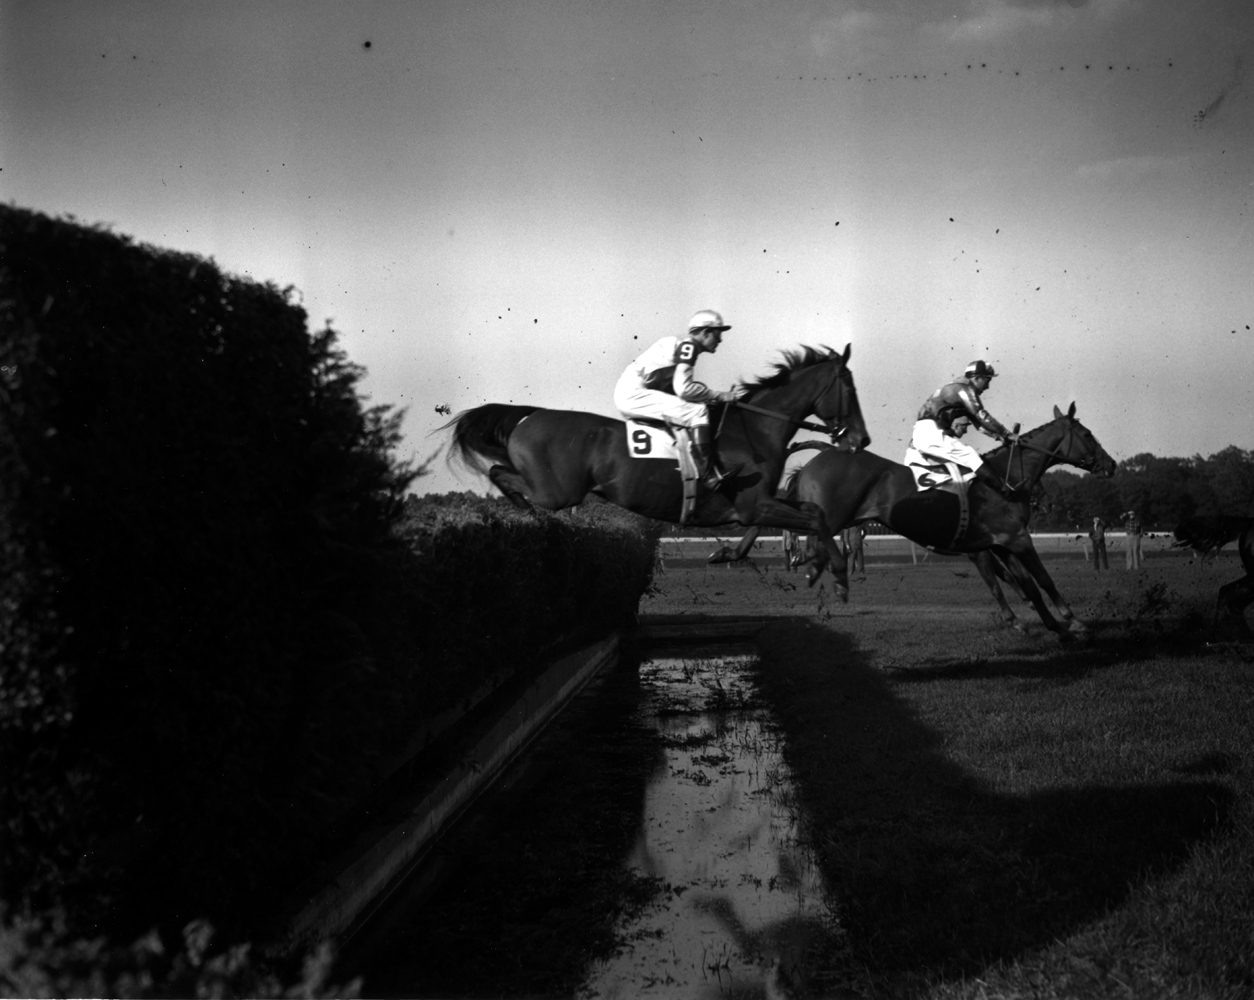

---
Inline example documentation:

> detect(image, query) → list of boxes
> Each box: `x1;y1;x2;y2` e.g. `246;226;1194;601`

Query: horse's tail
780;465;803;499
778;440;836;499
444;403;541;476
1173;515;1253;556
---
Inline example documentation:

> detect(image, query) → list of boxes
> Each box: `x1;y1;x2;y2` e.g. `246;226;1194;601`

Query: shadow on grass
753;619;1234;991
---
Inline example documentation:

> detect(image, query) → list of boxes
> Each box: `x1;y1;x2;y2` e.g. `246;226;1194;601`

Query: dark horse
448;345;871;600
720;404;1115;637
1173;516;1254;634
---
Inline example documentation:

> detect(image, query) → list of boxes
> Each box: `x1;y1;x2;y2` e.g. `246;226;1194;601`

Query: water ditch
340;639;841;998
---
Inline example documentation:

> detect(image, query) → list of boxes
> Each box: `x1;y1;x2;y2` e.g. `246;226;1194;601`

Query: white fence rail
659;532;1175;557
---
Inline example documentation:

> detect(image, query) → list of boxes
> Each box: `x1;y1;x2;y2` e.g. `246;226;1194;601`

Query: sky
2;0;1252;497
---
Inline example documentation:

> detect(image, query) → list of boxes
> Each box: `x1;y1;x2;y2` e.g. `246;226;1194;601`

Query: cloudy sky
3;0;1252;496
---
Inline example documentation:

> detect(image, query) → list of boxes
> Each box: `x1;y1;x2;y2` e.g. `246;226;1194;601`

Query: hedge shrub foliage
0;205;658;951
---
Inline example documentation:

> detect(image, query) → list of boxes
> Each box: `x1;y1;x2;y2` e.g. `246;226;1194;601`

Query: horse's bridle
1000;418;1102;490
731;363;853;442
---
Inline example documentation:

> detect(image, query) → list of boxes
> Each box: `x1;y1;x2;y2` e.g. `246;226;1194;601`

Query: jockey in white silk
615;309;740;489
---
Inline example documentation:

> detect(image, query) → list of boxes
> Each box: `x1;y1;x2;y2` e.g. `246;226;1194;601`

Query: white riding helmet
964;360;996;379
688;309;731;333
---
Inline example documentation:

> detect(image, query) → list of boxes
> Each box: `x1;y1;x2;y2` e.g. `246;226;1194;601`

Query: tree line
1037;446;1254;532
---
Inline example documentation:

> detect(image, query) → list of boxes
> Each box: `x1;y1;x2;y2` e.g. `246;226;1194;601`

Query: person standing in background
843;524;866;579
1124;511;1144;569
1088;517;1109;570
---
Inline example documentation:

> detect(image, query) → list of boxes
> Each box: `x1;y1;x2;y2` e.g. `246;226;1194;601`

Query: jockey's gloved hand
717;388;740;403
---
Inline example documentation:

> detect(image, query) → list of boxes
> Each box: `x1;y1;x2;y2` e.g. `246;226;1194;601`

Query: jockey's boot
692;425;733;490
973;462;1021;501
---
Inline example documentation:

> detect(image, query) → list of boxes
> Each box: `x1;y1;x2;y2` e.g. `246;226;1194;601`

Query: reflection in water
579;654;840;999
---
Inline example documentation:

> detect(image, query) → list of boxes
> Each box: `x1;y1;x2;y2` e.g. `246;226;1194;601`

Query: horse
1173;516;1254;634
447;345;871;600
716;404;1115;637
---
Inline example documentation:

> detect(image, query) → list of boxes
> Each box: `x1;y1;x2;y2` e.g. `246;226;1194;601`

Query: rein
731;399;833;435
997;420;1084;492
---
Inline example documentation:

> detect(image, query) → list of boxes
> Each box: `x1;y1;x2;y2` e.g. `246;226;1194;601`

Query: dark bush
0;205;659;956
0;205;414;938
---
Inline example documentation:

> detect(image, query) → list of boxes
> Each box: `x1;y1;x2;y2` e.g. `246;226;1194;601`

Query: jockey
614;309;741;489
909;360;1018;498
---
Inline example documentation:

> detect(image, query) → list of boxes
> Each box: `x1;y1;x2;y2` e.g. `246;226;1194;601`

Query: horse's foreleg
1014;546;1086;633
709;526;762;564
489;464;536;510
999;546;1071;639
748;497;849;602
969;552;1023;630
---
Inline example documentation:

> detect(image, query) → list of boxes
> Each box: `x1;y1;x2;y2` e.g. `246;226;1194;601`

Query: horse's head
1048;402;1116;477
737;343;870;451
811;344;871;451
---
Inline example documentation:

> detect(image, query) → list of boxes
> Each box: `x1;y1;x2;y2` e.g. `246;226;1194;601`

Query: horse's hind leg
970;552;1023;630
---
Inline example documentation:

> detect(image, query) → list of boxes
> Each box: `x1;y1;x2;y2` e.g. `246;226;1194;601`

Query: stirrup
703;469;732;490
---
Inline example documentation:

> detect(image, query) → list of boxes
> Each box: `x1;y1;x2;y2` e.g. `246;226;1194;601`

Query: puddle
579;651;838;999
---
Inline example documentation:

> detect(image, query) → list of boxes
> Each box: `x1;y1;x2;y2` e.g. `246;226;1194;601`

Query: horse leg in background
1012;544;1088;634
708;525;762;564
1215;577;1254;635
1214;524;1254;635
969;551;1025;630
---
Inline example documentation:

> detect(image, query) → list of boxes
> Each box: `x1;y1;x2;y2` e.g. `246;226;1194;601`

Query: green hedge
0;205;658;952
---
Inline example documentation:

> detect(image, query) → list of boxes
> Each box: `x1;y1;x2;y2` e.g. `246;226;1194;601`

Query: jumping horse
1173;516;1254;634
717;404;1115;637
447;345;871;600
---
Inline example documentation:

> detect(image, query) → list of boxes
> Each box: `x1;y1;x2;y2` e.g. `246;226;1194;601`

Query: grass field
640;548;1254;999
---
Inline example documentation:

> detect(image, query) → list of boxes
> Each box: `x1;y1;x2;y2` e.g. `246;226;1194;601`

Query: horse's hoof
1067;619;1090;634
707;548;731;564
836;586;849;603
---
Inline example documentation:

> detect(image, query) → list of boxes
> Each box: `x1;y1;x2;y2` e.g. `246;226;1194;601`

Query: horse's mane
981;411;1073;460
739;345;846;397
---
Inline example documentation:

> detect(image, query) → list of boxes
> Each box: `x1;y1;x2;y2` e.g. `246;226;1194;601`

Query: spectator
1088;516;1109;570
1124;510;1144;569
843;524;866;578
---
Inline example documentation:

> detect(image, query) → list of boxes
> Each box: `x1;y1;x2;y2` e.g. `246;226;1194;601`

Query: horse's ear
1068;402;1076;418
1053;405;1063;419
841;343;851;363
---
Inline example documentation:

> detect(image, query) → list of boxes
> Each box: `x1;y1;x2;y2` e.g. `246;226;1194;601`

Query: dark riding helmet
964;360;997;379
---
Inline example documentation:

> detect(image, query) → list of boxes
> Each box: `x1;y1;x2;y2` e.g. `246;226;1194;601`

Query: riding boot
973;462;1020;500
692;425;732;490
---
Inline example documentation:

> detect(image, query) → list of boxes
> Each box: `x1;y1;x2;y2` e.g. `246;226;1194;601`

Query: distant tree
1196;446;1254;516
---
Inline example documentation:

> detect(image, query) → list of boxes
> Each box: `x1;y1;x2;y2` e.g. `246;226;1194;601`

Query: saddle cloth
903;446;975;491
625;420;680;461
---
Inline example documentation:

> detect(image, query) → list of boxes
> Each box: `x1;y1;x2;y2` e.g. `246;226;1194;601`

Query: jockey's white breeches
614;380;709;428
909;419;984;472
